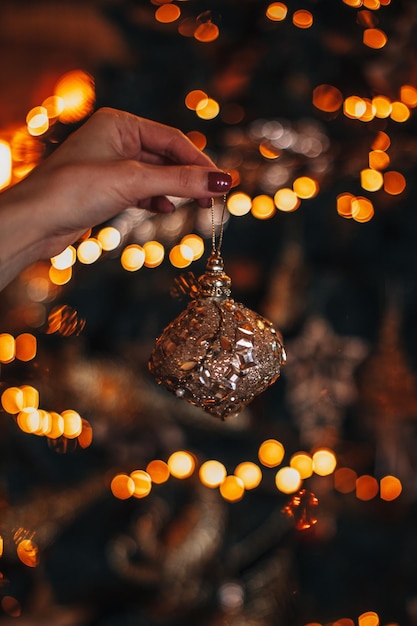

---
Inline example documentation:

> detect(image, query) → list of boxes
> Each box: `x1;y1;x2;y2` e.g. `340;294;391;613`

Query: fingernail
207;171;232;193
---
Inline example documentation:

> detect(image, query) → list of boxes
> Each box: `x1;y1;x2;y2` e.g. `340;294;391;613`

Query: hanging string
211;194;227;255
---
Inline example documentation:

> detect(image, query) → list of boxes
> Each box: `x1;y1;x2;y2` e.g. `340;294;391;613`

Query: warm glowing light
143;240;165;268
356;475;379;500
49;265;73;285
168;450;196;479
78;419;93;449
111;473;135;499
15;333;37;362
343;0;363;6
146;459;170;484
293;176;319;199
34;410;52;436
20;385;39;409
234;462;262;490
259;141;281;159
292;9;313;28
364;0;380;7
169;243;194;268
17;408;41;434
290;453;313;479
1;387;24;414
351;196;374;223
251;194;276;219
51;246;76;270
186;130;207;151
266;2;288;21
42;95;64;119
390;101;411;122
155;3;181;23
219;475;245;502
185;90;208;111
0;140;12;190
48;412;65;439
360;168;383;192
363;28;387;49
196;97;220;120
26;106;49;136
77;238;102;264
337;193;354;218
371;131;390;151
274;188;300;212
0;333;15;363
227;192;252;216
61;409;83;438
194;21;219;42
334;467;357;493
372;95;392;118
275;466;302;494
383;170;406;195
344;96;367;119
380;475;402;501
181;234;205;260
312;84;343;113
16;539;39;568
400;84;417;108
199;460;227;488
369;150;390;170
358;98;376;122
130;470;152;498
258;439;285;468
312;449;337;476
54;70;95;123
358;611;380;626
97;227;121;251
121;244;145;271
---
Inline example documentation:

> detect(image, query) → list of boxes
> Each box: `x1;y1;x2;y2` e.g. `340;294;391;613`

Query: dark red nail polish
208;171;232;193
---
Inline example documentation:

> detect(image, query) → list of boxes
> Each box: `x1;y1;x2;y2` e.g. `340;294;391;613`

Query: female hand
0;107;231;290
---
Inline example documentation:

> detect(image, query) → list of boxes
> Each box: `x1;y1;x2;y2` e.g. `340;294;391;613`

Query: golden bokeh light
400;84;417;108
360;168;383;192
368;150;390;170
194;21;219;42
1;387;24;414
41;95;64;120
342;0;363;6
274;187;300;212
251;194;276;219
219;475;245;502
143;240;165;268
312;449;337;476
26;106;49;137
293;176;319;199
234;462;262;490
358;98;376;122
49;265;73;286
371;131;390;151
351;196;374;223
258;439;285;467
363;0;380;7
196;97;220;120
0;333;15;363
130;470;152;498
54;70;95;124
15;333;37;362
292;9;313;28
146;459;170;484
167;450;196;479
390;101;411;122
78;419;93;449
266;2;288;21
77;238;102;264
155;3;181;23
290;452;313;479
169;243;194;268
61;409;83;438
358;611;380;626
334;467;357;493
0;140;12;190
121;244;145;271
51;246;76;270
47;411;65;439
275;466;302;494
372;95;392;118
199;459;227;488
227;192;252;216
181;234;205;260
185;90;208;111
111;473;135;500
186;130;207;151
363;28;387;49
383;170;406;195
356;475;379;501
17;408;42;434
21;385;39;409
259;141;281;159
344;96;367;119
312;84;343;113
380;475;402;501
337;193;354;218
97;227;121;252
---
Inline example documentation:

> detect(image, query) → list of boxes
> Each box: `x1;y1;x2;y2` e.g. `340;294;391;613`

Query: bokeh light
363;28;387;48
180;234;205;260
266;2;288;21
77;239;102;264
234;462;262;489
258;439;285;467
380;475;402;501
54;70;95;123
0;333;15;363
334;467;357;493
199;459;227;488
168;450;196;479
121;244;145;271
111;473;135;500
383;170;406;195
196;97;220;120
293;10;313;28
130;470;152;498
275;466;302;494
313;84;343;113
358;611;380;626
219;475;245;502
155;3;181;23
251;194;276;219
227;192;252;216
312;449;337;476
146;459;170;484
97;227;121;251
274;187;300;212
143;240;165;268
356;475;379;501
0;140;12;190
51;246;76;270
290;452;313;479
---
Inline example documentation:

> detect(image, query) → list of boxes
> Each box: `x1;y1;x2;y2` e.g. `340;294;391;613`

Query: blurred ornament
284;316;368;447
282;488;319;531
149;200;286;420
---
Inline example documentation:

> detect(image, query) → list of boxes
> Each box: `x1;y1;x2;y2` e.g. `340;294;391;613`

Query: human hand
0;107;231;289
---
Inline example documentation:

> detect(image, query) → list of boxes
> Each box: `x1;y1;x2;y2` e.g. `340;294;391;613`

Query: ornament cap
198;252;232;299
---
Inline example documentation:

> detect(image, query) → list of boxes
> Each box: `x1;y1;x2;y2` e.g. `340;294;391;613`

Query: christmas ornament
282;489;319;531
148;197;286;420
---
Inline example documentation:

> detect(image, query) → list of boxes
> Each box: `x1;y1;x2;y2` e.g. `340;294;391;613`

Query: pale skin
0;107;231;291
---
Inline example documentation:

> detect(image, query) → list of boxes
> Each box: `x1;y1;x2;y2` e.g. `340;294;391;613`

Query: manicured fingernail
208;171;232;193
